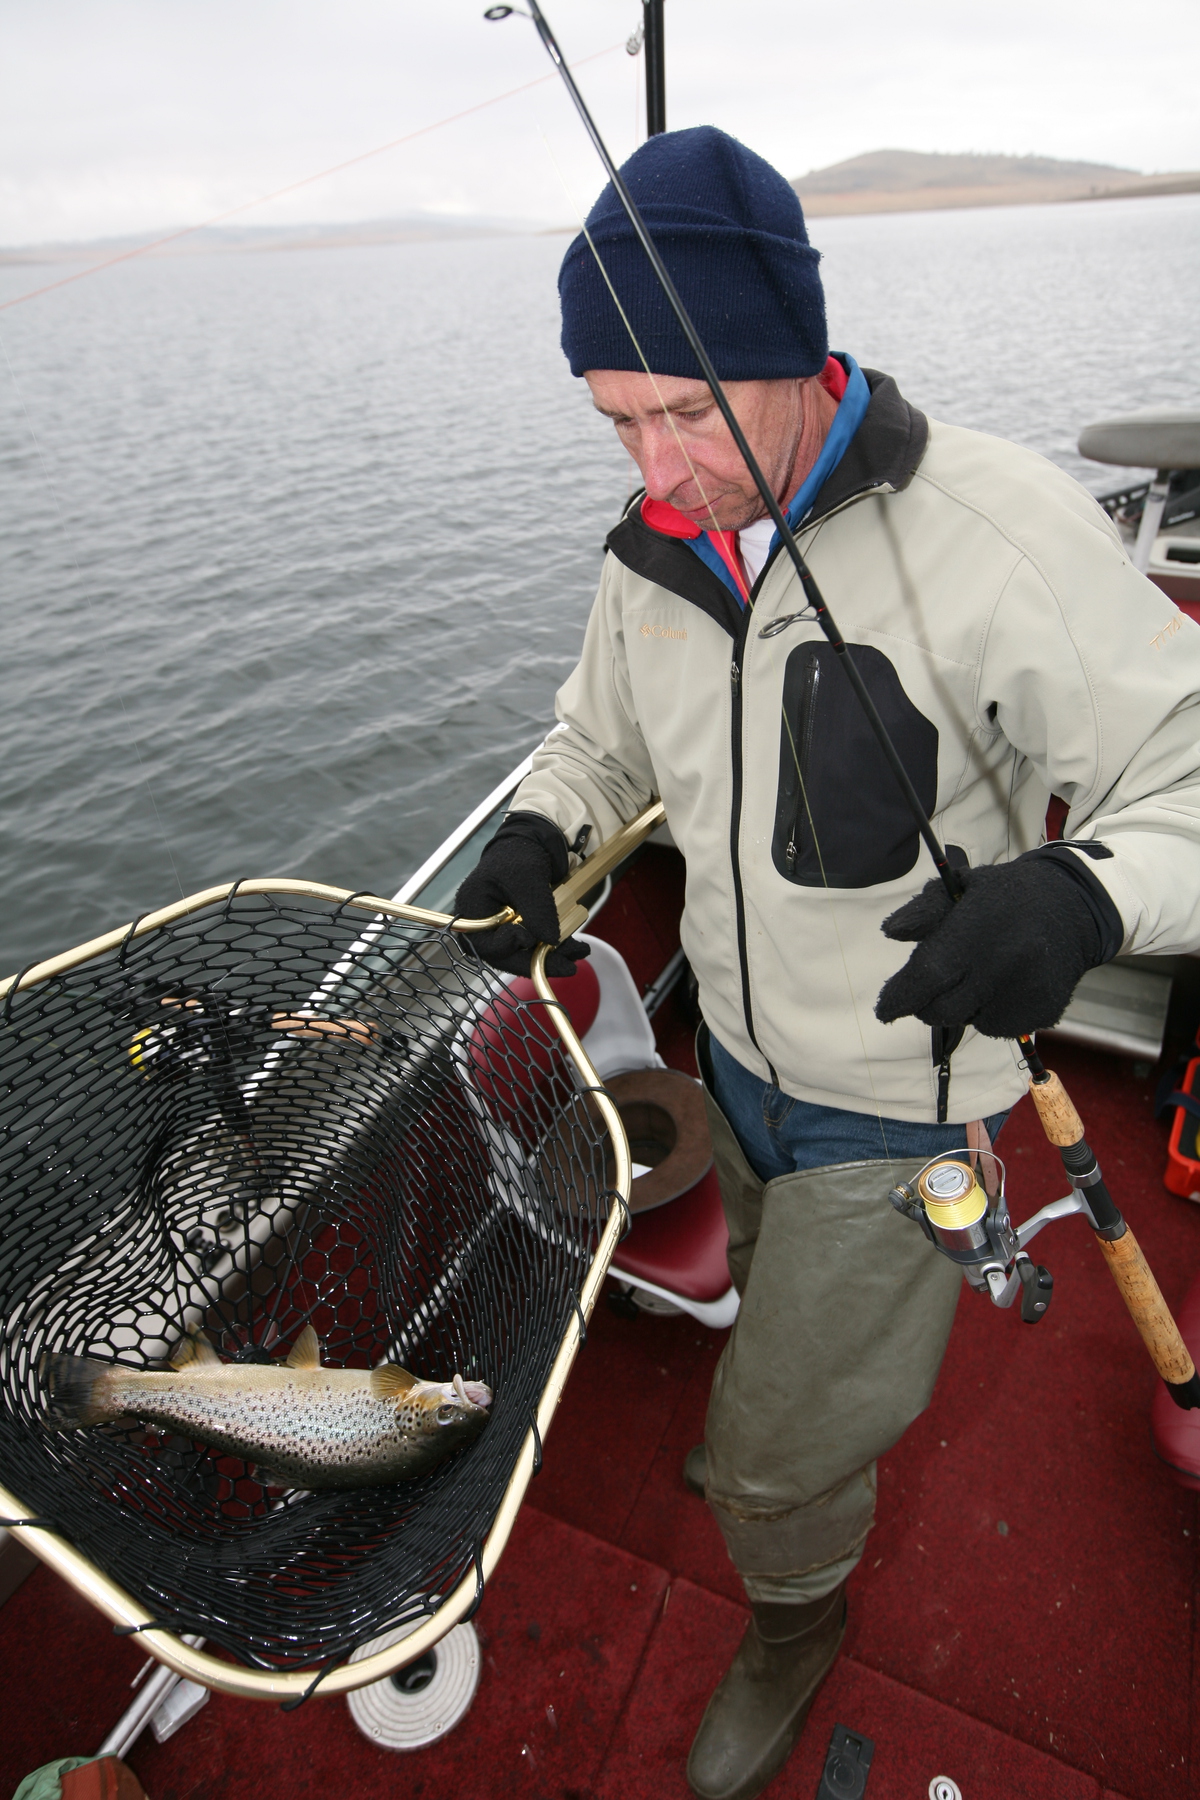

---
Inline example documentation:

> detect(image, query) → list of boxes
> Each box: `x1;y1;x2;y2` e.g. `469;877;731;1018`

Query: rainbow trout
42;1326;491;1490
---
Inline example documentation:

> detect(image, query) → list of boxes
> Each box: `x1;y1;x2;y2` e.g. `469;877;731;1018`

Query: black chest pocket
772;642;939;888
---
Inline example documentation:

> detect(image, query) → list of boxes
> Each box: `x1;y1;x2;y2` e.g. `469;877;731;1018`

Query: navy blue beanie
559;125;827;381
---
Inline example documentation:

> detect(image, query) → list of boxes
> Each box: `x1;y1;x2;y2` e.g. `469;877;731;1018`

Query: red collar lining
639;354;847;545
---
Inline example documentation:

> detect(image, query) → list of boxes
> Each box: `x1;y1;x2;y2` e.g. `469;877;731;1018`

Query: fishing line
532;112;896;1151
508;0;963;908
534;101;889;1129
518;12;1064;1144
507;4;1080;1154
0;43;627;316
532;123;748;590
517;3;993;1146
533;113;660;519
0;329;186;907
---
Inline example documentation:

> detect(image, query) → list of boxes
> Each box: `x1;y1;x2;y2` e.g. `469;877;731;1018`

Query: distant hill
0;214;529;265
792;149;1200;216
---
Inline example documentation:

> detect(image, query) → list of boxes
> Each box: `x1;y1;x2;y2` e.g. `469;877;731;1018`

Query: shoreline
2;176;1197;267
796;171;1200;218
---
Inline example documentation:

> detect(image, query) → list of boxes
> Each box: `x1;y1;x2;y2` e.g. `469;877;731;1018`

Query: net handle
549;799;666;938
0;801;667;1000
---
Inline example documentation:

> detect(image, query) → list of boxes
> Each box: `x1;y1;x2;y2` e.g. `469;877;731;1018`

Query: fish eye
436;1403;456;1422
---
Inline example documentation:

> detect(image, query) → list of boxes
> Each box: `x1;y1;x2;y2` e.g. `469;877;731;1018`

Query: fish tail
39;1351;120;1428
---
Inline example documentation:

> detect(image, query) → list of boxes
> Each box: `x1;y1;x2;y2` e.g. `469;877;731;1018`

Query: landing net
0;887;620;1683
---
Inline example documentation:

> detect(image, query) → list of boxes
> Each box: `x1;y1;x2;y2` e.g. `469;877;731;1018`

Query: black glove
874;846;1123;1040
453;812;591;979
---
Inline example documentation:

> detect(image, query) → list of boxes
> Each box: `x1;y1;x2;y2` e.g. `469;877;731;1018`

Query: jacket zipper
932;1024;965;1124
629;438;911;1096
784;651;822;875
729;624;779;1085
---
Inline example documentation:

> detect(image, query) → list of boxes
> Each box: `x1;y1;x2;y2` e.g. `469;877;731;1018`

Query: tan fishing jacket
512;371;1200;1122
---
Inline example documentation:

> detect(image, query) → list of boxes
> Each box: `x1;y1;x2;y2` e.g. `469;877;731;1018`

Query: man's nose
638;420;695;500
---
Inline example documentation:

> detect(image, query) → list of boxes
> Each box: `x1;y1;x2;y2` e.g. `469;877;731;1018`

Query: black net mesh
0;890;617;1674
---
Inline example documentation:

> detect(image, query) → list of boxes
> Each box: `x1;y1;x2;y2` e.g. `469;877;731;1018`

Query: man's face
585;369;813;532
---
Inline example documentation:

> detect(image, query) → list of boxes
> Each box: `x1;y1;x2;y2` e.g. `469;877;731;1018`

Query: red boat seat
467;962;602;1136
1151;1264;1200;1487
610;1164;731;1304
470;958;732;1311
506;963;602;1041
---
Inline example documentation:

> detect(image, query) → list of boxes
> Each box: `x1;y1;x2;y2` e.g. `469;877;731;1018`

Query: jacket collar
604;368;928;638
801;366;928;528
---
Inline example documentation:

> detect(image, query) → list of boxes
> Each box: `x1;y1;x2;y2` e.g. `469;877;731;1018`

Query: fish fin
169;1330;220;1371
286;1324;322;1370
39;1351;118;1428
370;1363;418;1399
252;1465;293;1490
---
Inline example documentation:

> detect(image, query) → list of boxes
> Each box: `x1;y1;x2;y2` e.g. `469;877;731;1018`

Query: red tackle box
1164;1056;1200;1200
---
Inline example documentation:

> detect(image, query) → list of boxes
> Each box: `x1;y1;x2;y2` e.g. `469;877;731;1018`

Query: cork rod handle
1096;1227;1197;1386
1027;1064;1197;1390
1026;1070;1084;1147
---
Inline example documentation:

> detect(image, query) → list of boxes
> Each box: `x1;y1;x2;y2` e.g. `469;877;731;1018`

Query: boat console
1080;404;1200;600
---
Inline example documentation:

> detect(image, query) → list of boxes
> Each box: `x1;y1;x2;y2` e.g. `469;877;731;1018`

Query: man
456;126;1200;1800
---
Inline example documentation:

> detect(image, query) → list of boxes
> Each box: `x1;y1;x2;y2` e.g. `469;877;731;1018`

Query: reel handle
1028;1065;1200;1406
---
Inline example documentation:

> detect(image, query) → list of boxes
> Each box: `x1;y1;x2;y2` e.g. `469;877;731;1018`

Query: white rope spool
346;1619;481;1750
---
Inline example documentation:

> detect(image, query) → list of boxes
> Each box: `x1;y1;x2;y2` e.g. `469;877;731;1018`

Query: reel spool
890;1151;1055;1323
915;1160;990;1262
347;1619;481;1749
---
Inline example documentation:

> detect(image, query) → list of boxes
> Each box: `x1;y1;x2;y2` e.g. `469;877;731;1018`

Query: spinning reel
887;1057;1200;1413
888;1150;1092;1325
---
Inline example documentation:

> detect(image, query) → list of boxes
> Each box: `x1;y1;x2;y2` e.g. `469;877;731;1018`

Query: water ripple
0;198;1196;971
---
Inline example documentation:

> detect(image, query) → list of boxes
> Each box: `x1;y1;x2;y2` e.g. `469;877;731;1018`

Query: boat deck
3;851;1200;1798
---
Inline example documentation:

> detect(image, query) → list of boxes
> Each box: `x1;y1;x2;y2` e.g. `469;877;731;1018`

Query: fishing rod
485;2;1200;1412
642;0;666;137
487;0;959;903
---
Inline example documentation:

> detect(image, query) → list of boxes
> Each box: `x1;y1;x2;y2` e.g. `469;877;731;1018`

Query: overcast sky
2;0;1198;247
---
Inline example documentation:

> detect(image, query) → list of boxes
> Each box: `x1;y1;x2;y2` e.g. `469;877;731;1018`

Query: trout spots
44;1339;492;1489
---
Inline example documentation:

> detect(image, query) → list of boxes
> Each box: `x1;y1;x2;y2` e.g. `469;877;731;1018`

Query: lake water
1;192;1197;975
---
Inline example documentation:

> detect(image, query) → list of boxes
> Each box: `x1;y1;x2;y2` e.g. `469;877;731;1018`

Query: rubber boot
684;1443;707;1496
686;1584;847;1800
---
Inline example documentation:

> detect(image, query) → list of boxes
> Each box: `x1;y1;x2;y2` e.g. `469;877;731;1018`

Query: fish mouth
452;1372;492;1410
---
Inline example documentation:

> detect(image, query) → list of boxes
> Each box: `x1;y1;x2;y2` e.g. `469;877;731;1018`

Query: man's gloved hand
453;812;592;979
874;848;1123;1040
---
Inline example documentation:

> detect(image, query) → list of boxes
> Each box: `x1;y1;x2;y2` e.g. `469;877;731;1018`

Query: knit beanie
559;125;827;381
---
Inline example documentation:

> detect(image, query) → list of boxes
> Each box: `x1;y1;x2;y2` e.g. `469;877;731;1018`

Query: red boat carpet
594;1578;1133;1800
3;970;1200;1795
